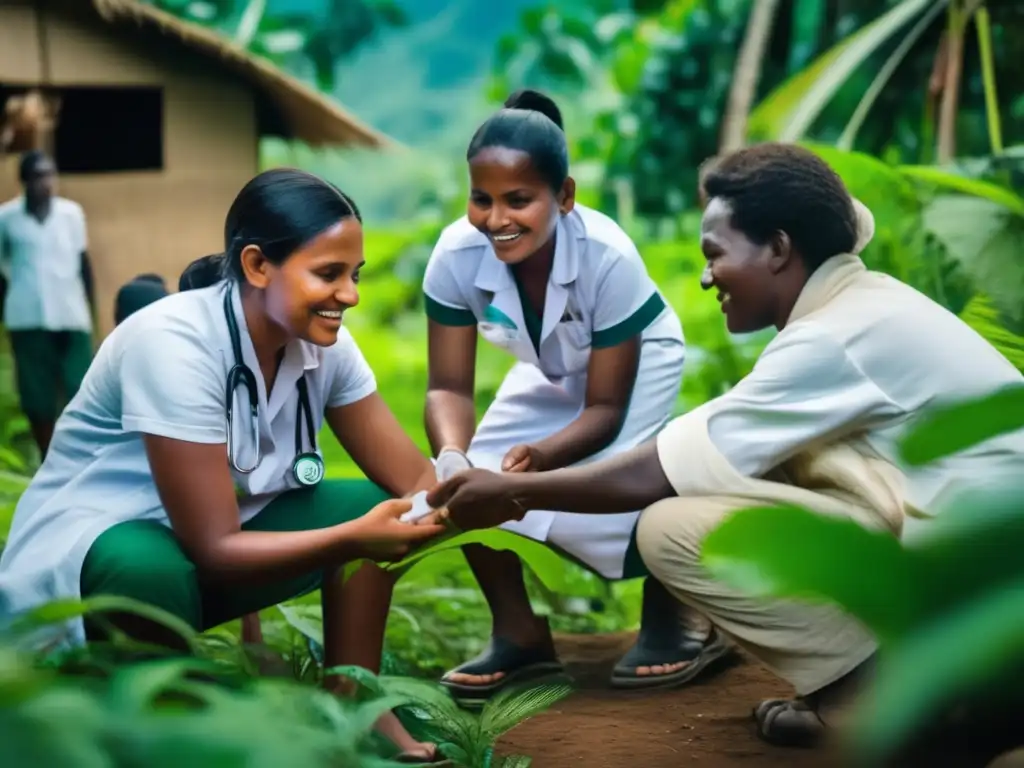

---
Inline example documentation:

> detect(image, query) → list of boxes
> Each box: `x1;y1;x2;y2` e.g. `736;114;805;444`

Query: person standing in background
0;150;96;459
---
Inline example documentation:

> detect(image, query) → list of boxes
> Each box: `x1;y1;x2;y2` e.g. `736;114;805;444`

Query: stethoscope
223;287;325;487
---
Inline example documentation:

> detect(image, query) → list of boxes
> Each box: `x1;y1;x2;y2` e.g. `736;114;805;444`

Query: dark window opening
54;86;164;173
0;85;164;174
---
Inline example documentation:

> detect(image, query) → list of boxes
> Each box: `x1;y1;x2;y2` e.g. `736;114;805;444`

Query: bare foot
375;710;440;760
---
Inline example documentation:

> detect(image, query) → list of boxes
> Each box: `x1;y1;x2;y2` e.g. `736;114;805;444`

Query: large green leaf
899;483;1024;625
836;0;948;150
921;195;1024;331
902;165;1024;217
850;578;1024;765
700;505;917;643
898;384;1024;466
748;0;940;141
343;529;572;592
6;596;199;653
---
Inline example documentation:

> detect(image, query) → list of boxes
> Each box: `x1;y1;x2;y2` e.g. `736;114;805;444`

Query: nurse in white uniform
423;89;727;702
0;169;450;766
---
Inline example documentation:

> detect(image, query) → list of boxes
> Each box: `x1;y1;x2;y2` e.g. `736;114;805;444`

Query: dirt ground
498;631;844;768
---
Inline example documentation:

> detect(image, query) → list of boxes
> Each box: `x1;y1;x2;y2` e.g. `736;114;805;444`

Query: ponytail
178;253;227;292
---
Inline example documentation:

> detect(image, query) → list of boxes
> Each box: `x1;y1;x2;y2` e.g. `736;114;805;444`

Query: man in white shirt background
0;150;96;459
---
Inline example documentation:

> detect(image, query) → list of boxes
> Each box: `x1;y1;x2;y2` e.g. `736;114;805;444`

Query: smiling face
242;217;364;347
700;196;789;334
467;146;574;265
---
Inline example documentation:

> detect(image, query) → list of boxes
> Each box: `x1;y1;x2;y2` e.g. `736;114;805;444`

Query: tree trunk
936;2;965;164
719;0;782;153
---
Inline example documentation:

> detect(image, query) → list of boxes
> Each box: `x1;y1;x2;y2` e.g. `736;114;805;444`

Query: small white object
399;490;434;524
436;448;473;481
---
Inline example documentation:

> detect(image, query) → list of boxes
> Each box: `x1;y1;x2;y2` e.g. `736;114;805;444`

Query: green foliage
147;0;406;90
960;294;1024;372
702;505;918;644
701;388;1024;764
625;1;750;216
331;664;572;768
749;0;944;143
806;142;1024;330
897;385;1024;467
0;598;417;767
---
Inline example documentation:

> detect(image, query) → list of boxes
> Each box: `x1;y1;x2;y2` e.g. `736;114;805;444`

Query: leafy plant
700;385;1024;765
0;596;416;767
748;0;944;144
332;663;573;768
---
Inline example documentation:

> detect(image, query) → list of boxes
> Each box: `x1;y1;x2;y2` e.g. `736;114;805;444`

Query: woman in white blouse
0;169;451;765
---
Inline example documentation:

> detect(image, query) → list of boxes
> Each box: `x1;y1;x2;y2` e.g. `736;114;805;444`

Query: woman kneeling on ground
0;169;453;766
426;142;1024;748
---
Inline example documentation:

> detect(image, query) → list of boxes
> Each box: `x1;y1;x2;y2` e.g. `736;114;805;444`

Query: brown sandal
753;697;826;748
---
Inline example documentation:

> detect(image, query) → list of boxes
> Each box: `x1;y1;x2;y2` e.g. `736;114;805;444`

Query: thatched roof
90;0;397;150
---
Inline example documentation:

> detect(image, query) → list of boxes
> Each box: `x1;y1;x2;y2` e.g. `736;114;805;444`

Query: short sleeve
656;325;901;491
325;328;378;408
119;321;226;443
75;207;88;253
591;247;666;349
423;244;477;327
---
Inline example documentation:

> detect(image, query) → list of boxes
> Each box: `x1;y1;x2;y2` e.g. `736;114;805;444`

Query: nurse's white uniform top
0;283;376;646
424;204;685;578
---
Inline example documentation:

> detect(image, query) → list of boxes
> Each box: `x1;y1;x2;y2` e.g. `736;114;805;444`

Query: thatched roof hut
0;0;396;334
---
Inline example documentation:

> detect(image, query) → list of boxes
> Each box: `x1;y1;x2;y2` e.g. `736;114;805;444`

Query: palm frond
479;681;573;739
960;294;1024;372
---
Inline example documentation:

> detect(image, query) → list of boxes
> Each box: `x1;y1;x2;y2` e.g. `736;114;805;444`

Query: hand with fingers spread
501;443;546;473
426;468;528;531
348;498;448;561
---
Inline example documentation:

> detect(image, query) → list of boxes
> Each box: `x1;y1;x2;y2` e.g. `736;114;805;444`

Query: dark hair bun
178;253;226;292
504;89;563;130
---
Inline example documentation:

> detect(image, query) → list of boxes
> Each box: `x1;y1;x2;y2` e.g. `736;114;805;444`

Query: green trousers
80;478;389;631
9;329;93;422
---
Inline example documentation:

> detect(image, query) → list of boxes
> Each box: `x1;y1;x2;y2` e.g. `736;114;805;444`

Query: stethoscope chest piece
293;452;325;487
223;286;323;487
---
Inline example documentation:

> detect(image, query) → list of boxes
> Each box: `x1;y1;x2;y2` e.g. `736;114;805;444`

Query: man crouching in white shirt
425;142;1024;750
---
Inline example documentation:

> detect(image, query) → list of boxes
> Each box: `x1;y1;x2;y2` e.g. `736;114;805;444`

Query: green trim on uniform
591;292;666;349
79;478;390;633
9;329;93;422
511;272;544;354
424;293;477;326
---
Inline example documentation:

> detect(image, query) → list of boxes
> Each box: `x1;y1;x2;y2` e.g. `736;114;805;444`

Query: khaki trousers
636;484;889;696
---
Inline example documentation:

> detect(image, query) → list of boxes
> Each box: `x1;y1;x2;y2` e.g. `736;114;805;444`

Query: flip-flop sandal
440;635;565;704
610;627;732;690
394;748;456;767
753;697;826;748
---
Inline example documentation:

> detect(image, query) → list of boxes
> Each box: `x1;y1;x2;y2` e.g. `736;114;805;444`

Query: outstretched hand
349;498;448;561
425;468;528;531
